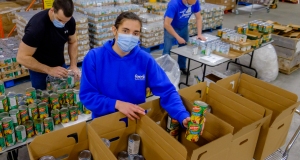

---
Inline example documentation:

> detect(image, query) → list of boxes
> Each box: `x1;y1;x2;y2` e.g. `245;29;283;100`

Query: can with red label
1;117;14;135
24;120;34;138
50;94;60;110
19;105;29;123
70;106;78;121
60;108;69;123
51;109;60;125
26;87;36;104
0;95;8;112
44;117;54;133
28;103;39;120
38;102;48;119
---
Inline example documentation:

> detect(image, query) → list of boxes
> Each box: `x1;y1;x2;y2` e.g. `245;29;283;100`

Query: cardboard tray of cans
221;38;256;47
213;48;254;60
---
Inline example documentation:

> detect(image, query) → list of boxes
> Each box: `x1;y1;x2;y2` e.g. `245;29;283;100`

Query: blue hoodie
79;40;190;125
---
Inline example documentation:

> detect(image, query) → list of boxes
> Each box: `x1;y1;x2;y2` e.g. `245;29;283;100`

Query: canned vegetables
7;92;17;110
9;109;21;126
2;117;14;135
50;94;60;110
70;106;78;121
185;122;202;142
28;103;39;120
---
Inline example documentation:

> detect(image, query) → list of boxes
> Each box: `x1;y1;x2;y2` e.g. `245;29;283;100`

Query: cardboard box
205;0;217;3
215;0;230;4
272;34;300;50
178;82;268;160
216;73;300;160
273;45;300;60
193;69;229;87
277;55;300;74
87;112;188;160
139;96;234;160
28;122;94;160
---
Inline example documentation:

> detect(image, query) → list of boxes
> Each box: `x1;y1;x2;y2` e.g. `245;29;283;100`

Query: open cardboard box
178;82;269;160
28;122;95;160
216;73;300;160
87;112;188;160
139;95;234;160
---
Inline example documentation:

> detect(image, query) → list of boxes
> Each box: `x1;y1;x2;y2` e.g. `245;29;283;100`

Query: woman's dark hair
53;0;74;17
114;12;142;30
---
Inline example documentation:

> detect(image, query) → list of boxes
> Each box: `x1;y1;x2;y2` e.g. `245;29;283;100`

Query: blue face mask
117;33;139;52
185;3;192;7
53;14;65;28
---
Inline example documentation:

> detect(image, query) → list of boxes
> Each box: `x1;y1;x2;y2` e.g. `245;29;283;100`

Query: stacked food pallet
139;13;164;49
64;12;90;66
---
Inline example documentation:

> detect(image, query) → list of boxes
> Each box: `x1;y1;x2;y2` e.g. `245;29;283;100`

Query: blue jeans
163;25;189;69
29;64;67;90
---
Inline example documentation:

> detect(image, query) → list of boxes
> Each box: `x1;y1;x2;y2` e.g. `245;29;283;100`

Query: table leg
249;51;254;68
178;58;191;88
202;64;206;82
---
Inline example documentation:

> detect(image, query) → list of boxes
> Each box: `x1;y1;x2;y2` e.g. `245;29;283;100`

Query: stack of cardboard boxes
205;0;235;11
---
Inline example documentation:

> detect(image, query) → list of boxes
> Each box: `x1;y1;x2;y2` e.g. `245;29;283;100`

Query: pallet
238;2;252;5
202;26;223;33
4;73;30;88
279;64;300;75
224;9;233;14
280;0;298;4
141;43;164;53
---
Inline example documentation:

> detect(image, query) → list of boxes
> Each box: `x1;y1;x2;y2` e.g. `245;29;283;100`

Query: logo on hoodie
135;74;145;80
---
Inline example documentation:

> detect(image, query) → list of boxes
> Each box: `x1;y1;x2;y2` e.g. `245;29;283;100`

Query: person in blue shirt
79;12;191;127
163;0;206;74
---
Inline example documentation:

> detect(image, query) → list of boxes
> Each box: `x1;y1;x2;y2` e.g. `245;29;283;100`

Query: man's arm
194;11;206;40
16;41;68;78
68;33;78;69
164;17;186;44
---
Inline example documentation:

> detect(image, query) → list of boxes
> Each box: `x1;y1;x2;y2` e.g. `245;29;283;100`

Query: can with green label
70;106;78;122
83;105;92;114
28;104;39;120
57;90;65;105
24;120;34;138
5;132;16;147
74;102;83;115
41;93;50;109
0;137;6;151
15;125;27;142
38;102;48;119
73;90;82;115
60;108;70;123
19;105;29;123
14;71;21;76
7;92;17;110
16;94;24;107
0;95;8;112
60;82;68;89
2;117;14;135
67;73;75;88
9;109;21;126
65;89;74;105
36;89;42;96
50;94;60;110
34;118;44;135
0;80;5;96
0;121;2;138
44;117;54;133
0;112;9;121
26;87;36;104
51;109;60;125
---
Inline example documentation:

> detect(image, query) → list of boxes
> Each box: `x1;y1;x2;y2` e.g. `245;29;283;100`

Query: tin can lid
60;108;69;112
26;87;35;93
101;138;110;148
24;120;33;126
51;109;59;114
44;117;53;123
129;133;141;141
0;112;9;118
118;151;129;159
9;109;19;114
78;150;91;159
62;104;70;108
41;93;49;98
28;103;37;109
1;116;12;123
50;94;59;99
15;125;25;131
57;90;65;94
0;95;6;100
7;92;16;97
33;118;43;124
19;105;28;110
38;102;47;108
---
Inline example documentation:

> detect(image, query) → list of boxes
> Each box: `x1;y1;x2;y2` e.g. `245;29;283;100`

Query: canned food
243;26;248;34
128;133;140;155
60;108;70;123
14;71;21;76
185;122;202;142
237;25;243;34
70;106;78;121
68;71;75;88
19;105;29;123
83;105;91;114
41;93;50;109
0;112;9;121
50;94;60;110
102;138;110;148
0;95;8;112
38;102;49;119
0;137;6;151
9;109;21;126
15;125;27;142
36;89;42;96
7;92;17;110
26;87;36;104
61;103;70;108
24;120;34;138
4;132;16;147
60;82;68;89
18;100;27;106
0;121;2;138
34;99;42;105
74;102;83;115
2;117;14;135
39;156;56;160
118;151;129;160
28;103;39;120
167;115;180;130
44;117;54;133
78;150;92;160
217;29;223;37
0;80;5;96
51;109;60;125
73;90;80;104
34;118;44;135
16;93;24;105
191;101;208;124
65;89;74;105
57;90;65;105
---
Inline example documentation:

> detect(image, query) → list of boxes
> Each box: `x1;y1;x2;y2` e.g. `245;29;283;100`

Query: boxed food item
216;73;300;160
178;82;269;160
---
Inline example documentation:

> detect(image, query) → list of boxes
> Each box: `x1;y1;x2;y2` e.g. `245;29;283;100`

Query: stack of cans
185;101;208;142
166;115;180;140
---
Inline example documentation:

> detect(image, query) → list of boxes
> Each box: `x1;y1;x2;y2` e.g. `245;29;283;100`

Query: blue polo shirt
164;0;201;29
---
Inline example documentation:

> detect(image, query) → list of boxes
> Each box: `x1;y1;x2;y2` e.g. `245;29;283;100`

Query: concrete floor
1;2;300;159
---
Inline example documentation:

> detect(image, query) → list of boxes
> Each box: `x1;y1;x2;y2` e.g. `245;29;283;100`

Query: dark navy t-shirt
22;9;76;67
164;0;201;29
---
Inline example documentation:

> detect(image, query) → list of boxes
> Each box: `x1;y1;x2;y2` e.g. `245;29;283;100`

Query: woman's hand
115;100;146;120
183;117;191;128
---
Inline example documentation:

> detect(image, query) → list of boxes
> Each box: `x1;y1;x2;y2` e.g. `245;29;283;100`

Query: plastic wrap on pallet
139;13;164;23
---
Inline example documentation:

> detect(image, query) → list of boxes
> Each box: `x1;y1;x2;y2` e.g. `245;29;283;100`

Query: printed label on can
128;138;140;155
1;98;8;112
20;109;29;122
34;123;44;135
16;129;27;142
60;112;69;123
74;93;80;103
44;121;54;133
26;125;34;138
66;92;74;105
53;113;61;125
3;121;14;135
191;105;202;124
58;93;65;105
167;116;180;130
26;91;36;104
11;114;18;124
29;107;39;120
0;137;6;151
39;107;48;118
186;122;201;142
0;84;4;96
51;97;60;110
5;133;16;147
70;110;78;121
8;97;17;109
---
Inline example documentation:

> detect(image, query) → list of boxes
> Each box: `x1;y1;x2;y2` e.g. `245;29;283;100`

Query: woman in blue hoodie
79;12;191;127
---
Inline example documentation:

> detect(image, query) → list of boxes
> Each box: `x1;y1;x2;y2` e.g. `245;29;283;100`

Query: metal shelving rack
234;0;272;18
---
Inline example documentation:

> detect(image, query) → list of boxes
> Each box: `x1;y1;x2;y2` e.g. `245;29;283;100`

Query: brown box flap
216;72;240;93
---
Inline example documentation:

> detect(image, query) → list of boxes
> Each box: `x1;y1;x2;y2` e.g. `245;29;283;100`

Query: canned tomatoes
24;120;34;138
0;95;8;112
19;105;29;123
44;117;54;133
34;118;44;135
28;103;39;120
60;108;70;123
51;109;60;125
15;125;27;142
50;94;60;110
38;102;49;119
26;87;36;104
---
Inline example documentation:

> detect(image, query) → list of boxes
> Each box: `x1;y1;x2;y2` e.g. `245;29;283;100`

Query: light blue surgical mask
185;3;192;7
117;33;139;52
53;14;65;28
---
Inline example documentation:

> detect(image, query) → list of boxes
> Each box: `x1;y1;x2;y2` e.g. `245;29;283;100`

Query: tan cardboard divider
28;122;95;160
140;94;234;160
178;82;268;160
88;112;188;160
216;73;300;160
